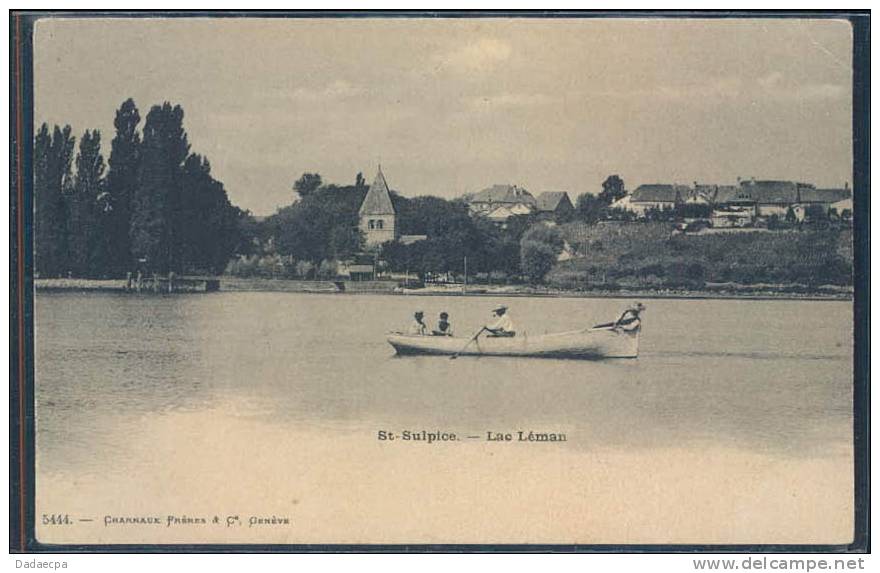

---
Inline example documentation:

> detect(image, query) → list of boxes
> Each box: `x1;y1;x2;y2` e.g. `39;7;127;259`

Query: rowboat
387;326;640;359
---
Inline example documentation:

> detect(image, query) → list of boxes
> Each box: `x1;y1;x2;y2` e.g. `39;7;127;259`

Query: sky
34;17;853;215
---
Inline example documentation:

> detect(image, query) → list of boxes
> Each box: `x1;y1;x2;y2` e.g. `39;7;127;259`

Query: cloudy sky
34;17;853;215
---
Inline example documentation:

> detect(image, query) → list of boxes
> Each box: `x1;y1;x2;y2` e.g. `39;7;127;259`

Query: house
712;185;757;217
535;191;575;220
733;179;806;218
687;183;716;205
358;166;397;246
710;209;753;228
337;262;375;281
486;205;519;223
465;184;537;218
613;184;687;216
829;197;853;220
797;186;852;215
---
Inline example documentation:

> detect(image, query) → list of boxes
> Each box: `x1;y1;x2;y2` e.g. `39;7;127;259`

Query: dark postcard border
9;9;870;554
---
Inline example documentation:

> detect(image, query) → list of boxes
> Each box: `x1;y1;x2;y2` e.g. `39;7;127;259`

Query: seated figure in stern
593;302;645;333
408;311;429;336
485;305;515;337
432;312;454;336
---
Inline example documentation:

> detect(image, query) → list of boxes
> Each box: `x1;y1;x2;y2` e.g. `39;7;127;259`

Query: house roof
536;191;572;212
736;180;802;204
486;205;517;220
713;185;755;204
690;185;718;202
798;188;851;204
630;184;688;203
359;167;396;215
467;184;536;205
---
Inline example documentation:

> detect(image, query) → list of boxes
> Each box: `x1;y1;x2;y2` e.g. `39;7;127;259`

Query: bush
520;224;565;283
520;240;558;284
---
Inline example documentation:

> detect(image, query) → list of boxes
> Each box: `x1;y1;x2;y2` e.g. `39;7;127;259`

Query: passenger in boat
433;312;453;336
485;305;515;337
408;311;429;336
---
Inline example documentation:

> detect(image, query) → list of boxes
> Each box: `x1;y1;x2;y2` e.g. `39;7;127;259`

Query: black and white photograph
10;11;869;550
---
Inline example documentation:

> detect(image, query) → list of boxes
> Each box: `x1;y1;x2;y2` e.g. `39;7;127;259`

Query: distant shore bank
35;277;853;302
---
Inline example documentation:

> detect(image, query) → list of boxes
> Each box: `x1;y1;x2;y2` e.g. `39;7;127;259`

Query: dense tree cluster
265;178;369;263
379;198;526;279
34;99;246;278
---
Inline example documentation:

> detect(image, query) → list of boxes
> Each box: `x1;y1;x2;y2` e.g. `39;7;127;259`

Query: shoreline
34;277;853;302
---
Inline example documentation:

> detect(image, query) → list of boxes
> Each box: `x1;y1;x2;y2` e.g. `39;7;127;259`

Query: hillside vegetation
549;222;852;291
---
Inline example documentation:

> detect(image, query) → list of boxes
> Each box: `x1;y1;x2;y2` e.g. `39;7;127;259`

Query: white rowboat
387;326;640;359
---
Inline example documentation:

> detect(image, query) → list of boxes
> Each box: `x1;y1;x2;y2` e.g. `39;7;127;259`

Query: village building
608;176;851;227
358;166;397;246
535;191;575;220
686;183;717;206
465;184;537;217
710;208;754;228
612;184;688;216
797;186;852;214
733;179;806;218
485;204;524;223
829;196;853;221
711;185;757;219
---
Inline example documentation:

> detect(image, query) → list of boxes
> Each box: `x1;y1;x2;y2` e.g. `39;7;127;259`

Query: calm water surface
33;292;854;543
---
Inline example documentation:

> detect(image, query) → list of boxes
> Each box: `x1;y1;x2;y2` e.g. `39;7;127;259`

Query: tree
33;124;53;276
69;129;106;276
804;204;827;223
598;175;626;205
318;259;338;279
34;124;75;277
176;154;243;274
271;181;366;262
105;98;141;275
293;173;322;198
295;260;314;279
519;224;564;283
575;193;606;223
130;102;189;273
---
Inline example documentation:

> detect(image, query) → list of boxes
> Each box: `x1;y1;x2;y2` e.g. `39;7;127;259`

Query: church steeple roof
359;166;396;215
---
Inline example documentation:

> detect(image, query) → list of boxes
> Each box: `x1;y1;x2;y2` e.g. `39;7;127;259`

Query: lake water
34;291;854;544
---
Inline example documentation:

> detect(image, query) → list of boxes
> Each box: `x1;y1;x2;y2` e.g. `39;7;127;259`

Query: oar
450;327;485;360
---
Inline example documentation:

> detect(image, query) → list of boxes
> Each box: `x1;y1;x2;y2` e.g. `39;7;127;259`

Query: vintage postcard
10;12;868;550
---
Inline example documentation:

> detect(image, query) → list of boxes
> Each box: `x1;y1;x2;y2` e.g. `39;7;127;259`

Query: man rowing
485;305;515;337
593;302;645;332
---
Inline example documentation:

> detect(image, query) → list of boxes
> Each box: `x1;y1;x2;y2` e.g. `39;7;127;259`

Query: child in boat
433;312;453;336
485;305;515;337
408;311;429;335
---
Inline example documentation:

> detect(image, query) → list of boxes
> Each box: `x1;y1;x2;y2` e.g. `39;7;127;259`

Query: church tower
358;166;397;246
